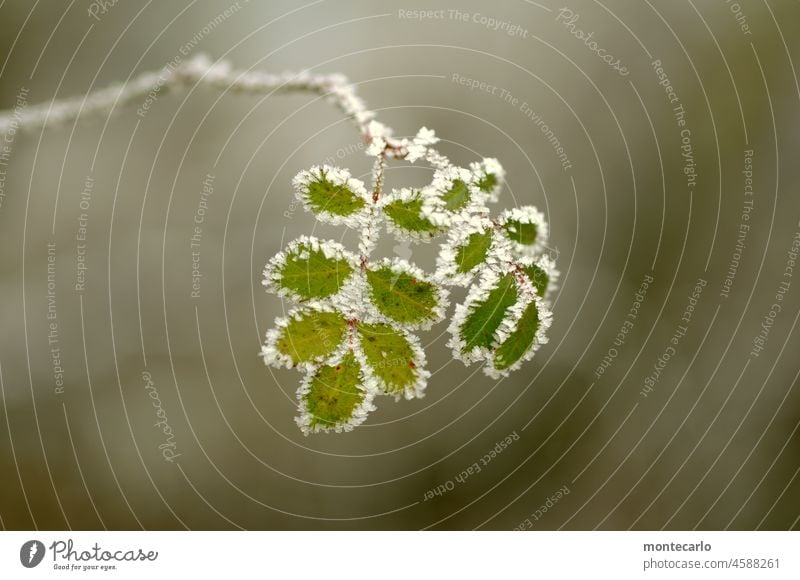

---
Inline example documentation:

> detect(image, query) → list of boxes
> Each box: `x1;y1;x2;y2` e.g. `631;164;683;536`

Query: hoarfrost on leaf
0;54;558;434
292;165;370;228
256;81;556;433
263;236;357;302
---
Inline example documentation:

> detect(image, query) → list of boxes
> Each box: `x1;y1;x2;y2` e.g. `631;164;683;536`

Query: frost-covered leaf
522;263;547;296
477;174;497;194
296;350;377;434
520;254;559;299
292;165;370;227
382;188;441;241
420;166;486;227
497;206;549;256
261;307;347;369
486;292;552;378
449;266;552;375
435;216;502;286
263;236;355;301
493;300;540;371
365;258;448;329
456;272;518;356
442;179;471;211
469;158;505;203
455;231;492;274
504;220;537;245
355;323;428;399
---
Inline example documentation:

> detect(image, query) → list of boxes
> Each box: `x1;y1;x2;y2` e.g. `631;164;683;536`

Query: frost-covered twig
0;54;381;143
0;52;558;434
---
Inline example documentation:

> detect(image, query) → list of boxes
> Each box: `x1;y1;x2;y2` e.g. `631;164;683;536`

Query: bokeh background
0;0;798;530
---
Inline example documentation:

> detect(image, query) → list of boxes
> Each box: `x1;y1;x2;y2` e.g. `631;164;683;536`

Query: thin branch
0;53;382;141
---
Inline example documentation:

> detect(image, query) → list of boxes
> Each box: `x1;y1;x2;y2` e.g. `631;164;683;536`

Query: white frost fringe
329;268;371;321
482;270;552;378
294;349;379;435
483;292;553;379
497;206;550;257
447;263;553;376
420;165;488;227
379;188;440;242
469;157;505;203
260;304;345;371
262;235;358;301
517;254;560;301
447;265;507;365
362;257;450;331
292;165;371;229
351;321;430;401
435;216;500;287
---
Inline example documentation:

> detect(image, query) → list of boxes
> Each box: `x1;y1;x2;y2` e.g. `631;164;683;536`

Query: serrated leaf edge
469;157;505;203
260;304;346;371
483;273;553;379
420;166;489;227
294;340;379;435
363;257;450;331
517;254;560;301
292;164;372;229
447;265;511;364
435;216;503;287
262;235;358;302
497;206;550;257
447;264;552;370
379;187;442;243
352;324;430;401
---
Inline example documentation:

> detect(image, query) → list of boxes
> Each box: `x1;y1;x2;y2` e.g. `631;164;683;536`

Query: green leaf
366;266;439;325
305;169;365;217
441;179;471;211
358;323;419;395
476;172;498;194
493;301;541;370
460;274;518;351
384;195;439;236
522;263;549;297
276;311;347;365
503;220;538;246
303;352;365;431
277;240;353;300
455;231;492;274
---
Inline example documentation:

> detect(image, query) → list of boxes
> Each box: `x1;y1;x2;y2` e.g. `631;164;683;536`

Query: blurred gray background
0;0;798;530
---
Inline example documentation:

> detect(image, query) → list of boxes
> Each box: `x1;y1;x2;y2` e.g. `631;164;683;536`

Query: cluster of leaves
261;125;557;434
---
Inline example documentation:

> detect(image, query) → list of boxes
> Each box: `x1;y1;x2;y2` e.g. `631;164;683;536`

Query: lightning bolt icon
28;542;38;564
